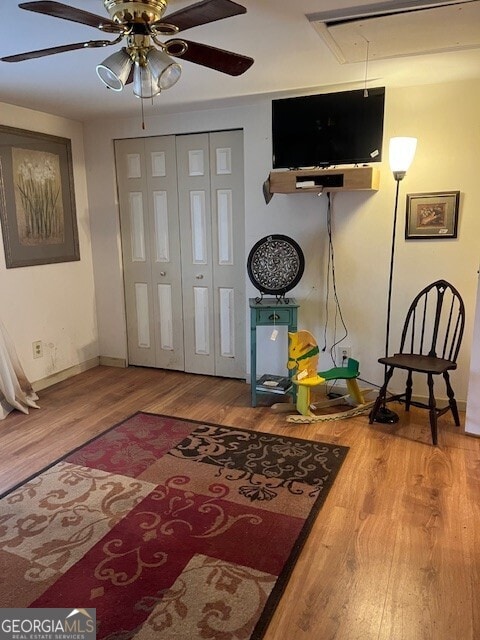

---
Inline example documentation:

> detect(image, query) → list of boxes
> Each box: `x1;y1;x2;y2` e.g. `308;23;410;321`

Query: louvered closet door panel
144;136;185;370
210;130;246;378
176;133;215;375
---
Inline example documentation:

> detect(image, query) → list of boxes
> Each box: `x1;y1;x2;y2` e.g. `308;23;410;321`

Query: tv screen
272;87;385;169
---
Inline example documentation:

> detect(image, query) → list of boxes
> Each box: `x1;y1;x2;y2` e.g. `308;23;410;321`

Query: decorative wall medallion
247;234;304;301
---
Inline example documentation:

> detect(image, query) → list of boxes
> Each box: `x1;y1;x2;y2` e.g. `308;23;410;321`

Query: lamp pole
372;137;417;424
374;176;402;423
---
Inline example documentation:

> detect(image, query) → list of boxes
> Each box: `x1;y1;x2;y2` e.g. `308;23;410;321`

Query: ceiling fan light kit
133;59;161;98
96;42;181;97
3;0;254;102
96;47;132;90
146;48;181;90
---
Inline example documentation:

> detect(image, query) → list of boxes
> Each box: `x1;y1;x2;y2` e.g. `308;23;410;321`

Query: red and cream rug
0;412;348;639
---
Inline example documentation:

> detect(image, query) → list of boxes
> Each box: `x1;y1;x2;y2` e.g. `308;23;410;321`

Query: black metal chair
369;280;465;444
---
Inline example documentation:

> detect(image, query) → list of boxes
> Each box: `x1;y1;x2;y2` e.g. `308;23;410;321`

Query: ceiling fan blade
18;1;123;33
1;40;114;62
158;0;246;33
167;39;253;76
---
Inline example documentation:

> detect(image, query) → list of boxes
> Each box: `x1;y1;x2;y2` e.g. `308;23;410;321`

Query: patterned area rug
0;412;349;639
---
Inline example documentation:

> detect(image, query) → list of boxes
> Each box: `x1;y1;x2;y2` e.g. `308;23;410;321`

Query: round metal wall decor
247;234;305;300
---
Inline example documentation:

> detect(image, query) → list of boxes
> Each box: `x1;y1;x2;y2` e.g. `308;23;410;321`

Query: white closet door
176;133;215;375
144;136;185;370
116;131;245;379
210;130;246;378
115;136;185;370
115;139;155;366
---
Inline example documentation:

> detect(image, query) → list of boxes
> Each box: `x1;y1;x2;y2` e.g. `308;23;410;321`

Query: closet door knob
196;274;204;280
160;271;166;276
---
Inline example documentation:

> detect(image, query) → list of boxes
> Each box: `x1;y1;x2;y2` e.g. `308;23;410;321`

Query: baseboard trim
32;357;100;392
99;356;127;368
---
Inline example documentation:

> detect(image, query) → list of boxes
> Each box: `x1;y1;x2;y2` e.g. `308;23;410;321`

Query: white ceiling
1;0;479;122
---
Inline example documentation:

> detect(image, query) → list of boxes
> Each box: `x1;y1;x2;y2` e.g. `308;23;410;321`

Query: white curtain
0;319;39;419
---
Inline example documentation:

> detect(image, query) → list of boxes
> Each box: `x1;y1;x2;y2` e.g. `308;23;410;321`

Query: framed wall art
0;125;79;268
405;191;460;240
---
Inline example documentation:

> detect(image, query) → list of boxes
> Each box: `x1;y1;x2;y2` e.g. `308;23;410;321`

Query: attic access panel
308;1;480;63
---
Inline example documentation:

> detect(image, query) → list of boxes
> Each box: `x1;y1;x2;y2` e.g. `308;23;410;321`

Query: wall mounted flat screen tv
272;87;385;169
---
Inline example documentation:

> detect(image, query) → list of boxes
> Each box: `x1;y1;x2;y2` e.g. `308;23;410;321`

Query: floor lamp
373;136;418;424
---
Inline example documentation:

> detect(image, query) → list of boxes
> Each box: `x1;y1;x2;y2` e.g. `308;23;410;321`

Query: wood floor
1;365;479;639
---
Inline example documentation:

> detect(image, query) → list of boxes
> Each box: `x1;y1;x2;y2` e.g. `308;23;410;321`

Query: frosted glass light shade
389;137;417;176
133;62;161;99
96;48;132;91
147;49;181;90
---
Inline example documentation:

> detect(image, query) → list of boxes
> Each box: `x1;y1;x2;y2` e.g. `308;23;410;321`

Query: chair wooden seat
369;279;465;445
379;353;457;375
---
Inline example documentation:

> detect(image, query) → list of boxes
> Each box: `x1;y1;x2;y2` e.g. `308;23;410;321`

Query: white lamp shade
146;49;181;90
96;49;132;91
133;62;161;99
389;137;417;174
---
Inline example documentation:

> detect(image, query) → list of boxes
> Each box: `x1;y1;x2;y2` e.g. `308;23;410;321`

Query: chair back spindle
399;280;465;364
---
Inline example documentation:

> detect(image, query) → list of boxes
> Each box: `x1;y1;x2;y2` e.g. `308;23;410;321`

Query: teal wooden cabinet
249;297;299;407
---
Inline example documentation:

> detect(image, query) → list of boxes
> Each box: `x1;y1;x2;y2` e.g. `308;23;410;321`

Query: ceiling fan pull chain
141;95;146;131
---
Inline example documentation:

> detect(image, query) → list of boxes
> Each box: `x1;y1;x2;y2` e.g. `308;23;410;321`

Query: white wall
0;103;98;384
466;272;480;435
84;79;480;404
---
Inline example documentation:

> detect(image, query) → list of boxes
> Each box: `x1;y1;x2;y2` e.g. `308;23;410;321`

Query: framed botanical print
0;125;80;268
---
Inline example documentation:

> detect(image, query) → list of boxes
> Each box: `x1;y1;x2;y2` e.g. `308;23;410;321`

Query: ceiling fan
1;0;254;99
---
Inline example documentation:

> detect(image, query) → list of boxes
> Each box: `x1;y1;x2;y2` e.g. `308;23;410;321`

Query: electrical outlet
337;346;351;366
32;340;43;359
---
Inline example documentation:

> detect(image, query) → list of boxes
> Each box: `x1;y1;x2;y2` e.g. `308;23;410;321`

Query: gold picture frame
0;125;79;268
405;191;460;240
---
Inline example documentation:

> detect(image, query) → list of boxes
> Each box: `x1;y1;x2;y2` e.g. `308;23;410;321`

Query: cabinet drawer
255;307;293;325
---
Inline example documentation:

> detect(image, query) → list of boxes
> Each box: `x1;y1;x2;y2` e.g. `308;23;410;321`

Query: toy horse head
287;330;319;379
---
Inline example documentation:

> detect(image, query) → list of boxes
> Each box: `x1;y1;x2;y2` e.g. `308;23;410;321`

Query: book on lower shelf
255;374;292;394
